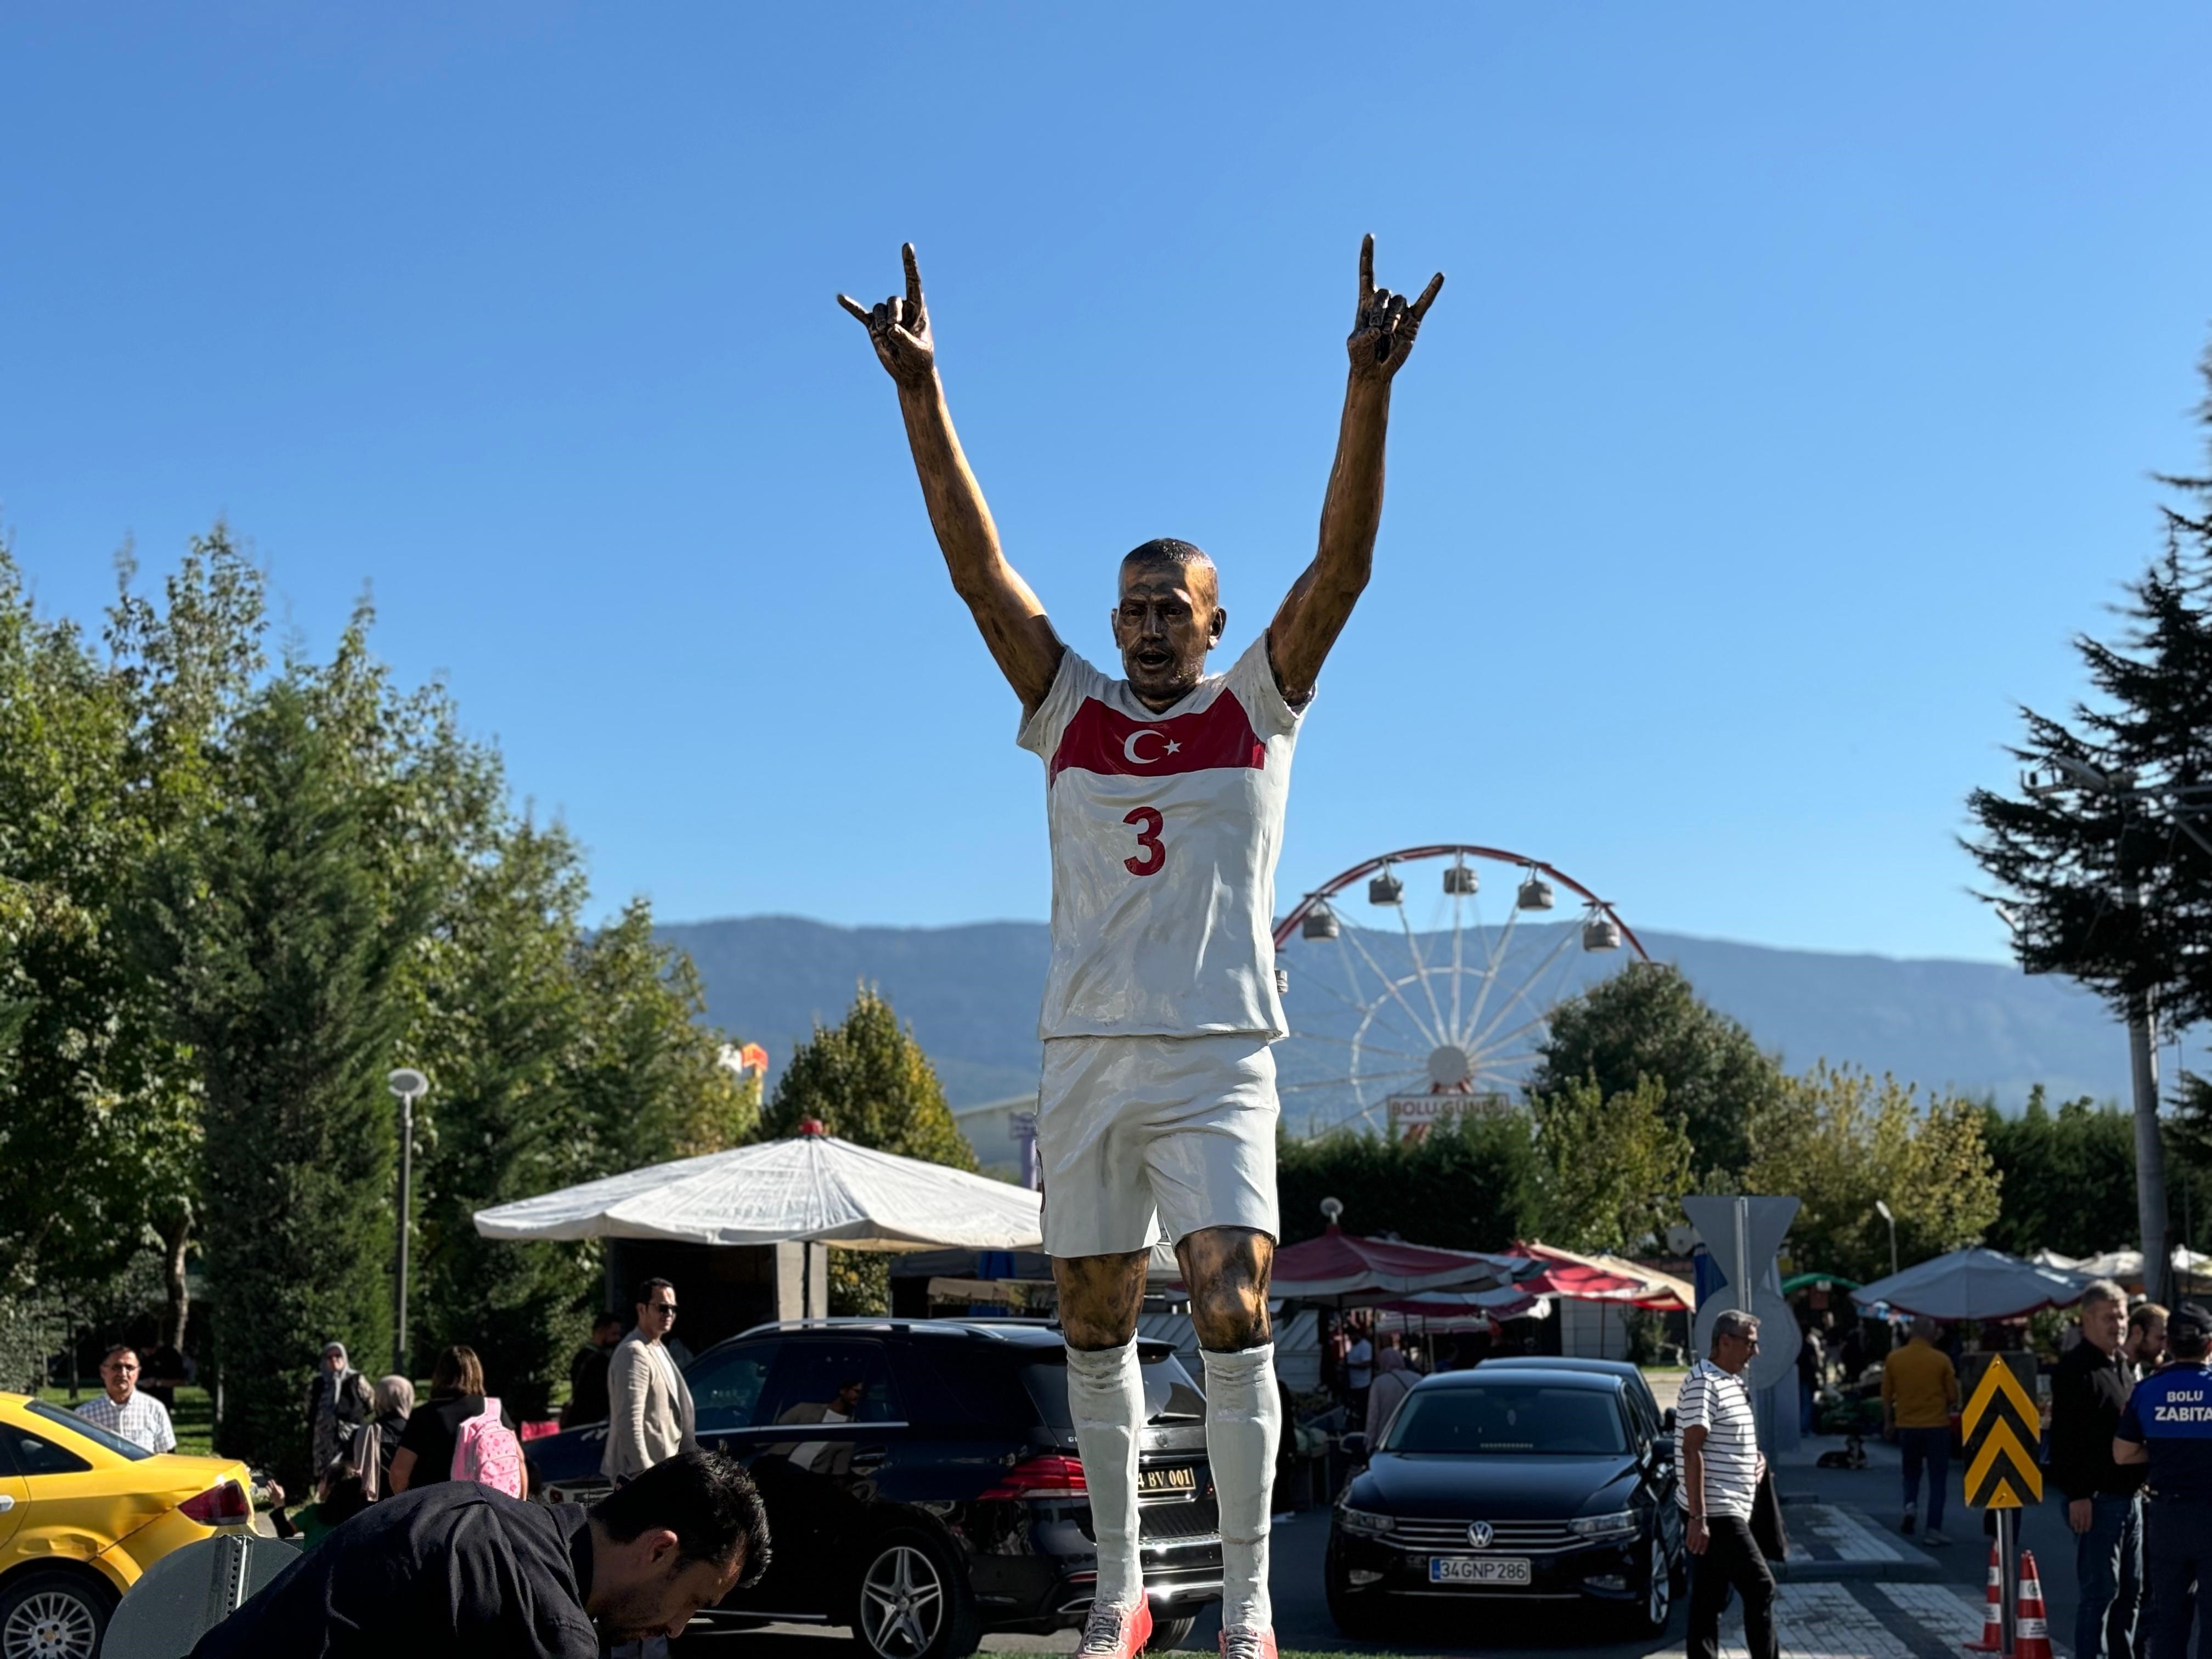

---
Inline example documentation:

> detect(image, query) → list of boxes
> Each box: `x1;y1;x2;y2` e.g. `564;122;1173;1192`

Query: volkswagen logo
1468;1521;1494;1549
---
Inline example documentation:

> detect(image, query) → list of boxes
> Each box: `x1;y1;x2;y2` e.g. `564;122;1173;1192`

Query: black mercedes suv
525;1318;1222;1658
1325;1362;1684;1638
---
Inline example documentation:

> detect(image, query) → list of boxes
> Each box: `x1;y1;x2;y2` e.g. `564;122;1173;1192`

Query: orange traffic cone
2014;1549;2053;1659
1963;1541;2003;1651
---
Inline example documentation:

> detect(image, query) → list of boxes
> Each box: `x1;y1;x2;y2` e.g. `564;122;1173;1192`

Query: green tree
1531;961;1783;1183
763;986;973;1311
1981;1088;2138;1259
135;675;438;1480
761;986;974;1166
0;534;258;1344
407;816;592;1415
1531;1075;1693;1254
1965;345;2212;1028
1276;1109;1545;1251
1745;1062;2001;1283
565;899;761;1170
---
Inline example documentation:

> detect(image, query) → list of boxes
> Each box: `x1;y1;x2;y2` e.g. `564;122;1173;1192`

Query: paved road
676;1437;2093;1657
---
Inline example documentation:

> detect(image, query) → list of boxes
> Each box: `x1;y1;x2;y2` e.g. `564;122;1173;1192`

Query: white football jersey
1018;634;1306;1040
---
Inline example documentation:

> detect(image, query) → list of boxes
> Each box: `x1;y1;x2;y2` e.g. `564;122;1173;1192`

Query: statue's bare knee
1176;1225;1273;1351
1053;1251;1148;1350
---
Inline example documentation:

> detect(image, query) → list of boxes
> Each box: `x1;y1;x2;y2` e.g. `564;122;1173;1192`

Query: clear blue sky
6;4;2210;963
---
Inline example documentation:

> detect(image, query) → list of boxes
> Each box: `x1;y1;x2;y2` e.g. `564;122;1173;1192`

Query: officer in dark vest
2115;1301;2212;1659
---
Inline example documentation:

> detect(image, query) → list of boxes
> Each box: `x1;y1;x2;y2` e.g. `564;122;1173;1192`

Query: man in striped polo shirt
77;1343;177;1455
1678;1309;1774;1659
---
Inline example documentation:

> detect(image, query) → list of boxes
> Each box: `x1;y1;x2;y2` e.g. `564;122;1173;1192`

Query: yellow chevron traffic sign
1961;1351;2042;1509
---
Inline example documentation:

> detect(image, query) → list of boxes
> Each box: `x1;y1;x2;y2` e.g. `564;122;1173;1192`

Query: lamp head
387;1067;429;1101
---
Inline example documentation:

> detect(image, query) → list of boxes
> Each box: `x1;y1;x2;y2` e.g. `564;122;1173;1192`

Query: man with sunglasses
1679;1310;1776;1659
603;1279;696;1486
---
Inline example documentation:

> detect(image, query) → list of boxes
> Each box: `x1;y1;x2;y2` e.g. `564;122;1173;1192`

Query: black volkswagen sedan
526;1318;1221;1659
1325;1363;1684;1637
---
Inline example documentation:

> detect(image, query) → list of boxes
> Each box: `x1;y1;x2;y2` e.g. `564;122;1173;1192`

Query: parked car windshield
1384;1384;1627;1456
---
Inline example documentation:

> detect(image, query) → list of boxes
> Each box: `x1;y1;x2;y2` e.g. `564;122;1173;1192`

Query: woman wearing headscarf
304;1341;371;1479
346;1374;415;1500
1364;1340;1415;1444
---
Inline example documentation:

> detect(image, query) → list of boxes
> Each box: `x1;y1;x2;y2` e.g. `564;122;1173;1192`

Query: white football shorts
1036;1032;1280;1259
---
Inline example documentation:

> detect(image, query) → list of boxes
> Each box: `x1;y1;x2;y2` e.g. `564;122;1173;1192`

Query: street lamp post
387;1068;429;1376
1874;1199;1898;1280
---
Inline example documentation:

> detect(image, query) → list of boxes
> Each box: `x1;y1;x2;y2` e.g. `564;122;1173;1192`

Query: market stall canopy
1508;1241;1695;1312
1852;1247;2097;1321
1259;1226;1535;1307
2032;1246;2212;1286
472;1121;1043;1251
1373;1285;1551;1327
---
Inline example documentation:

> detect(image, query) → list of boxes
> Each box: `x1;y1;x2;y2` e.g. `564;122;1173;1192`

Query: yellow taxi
0;1392;258;1659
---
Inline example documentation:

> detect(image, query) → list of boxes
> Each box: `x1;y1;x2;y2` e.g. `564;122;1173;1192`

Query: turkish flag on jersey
1048;692;1267;785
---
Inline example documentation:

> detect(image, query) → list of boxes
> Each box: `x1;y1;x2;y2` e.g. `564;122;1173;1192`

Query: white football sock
1203;1342;1280;1631
1064;1339;1146;1614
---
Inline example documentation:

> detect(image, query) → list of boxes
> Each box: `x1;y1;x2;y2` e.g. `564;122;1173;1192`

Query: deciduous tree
1531;1075;1693;1255
1745;1062;2000;1284
1532;962;1782;1183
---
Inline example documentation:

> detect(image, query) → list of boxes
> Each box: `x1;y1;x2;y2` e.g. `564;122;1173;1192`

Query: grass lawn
39;1384;217;1457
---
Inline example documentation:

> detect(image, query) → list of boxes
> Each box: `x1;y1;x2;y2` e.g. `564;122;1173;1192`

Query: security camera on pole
387;1068;428;1376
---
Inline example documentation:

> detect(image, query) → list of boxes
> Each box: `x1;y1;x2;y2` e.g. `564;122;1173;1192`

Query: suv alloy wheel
850;1527;981;1659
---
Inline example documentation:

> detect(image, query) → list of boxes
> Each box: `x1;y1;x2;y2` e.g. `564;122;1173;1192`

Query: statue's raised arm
1265;233;1444;704
838;244;1065;715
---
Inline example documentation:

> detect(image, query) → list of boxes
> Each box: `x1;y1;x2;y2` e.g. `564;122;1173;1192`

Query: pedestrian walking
603;1279;697;1484
603;1280;698;1659
1797;1319;1826;1435
2130;1302;2170;1370
2114;1301;2212;1659
349;1374;414;1500
562;1311;625;1429
1680;1309;1776;1659
2053;1278;2146;1659
190;1451;770;1657
1883;1316;1961;1544
1344;1319;1374;1430
1364;1341;1415;1443
76;1344;176;1454
306;1340;373;1481
389;1345;526;1496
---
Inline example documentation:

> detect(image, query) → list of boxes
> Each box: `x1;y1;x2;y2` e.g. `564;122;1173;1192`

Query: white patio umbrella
1850;1246;2097;1321
473;1122;1044;1251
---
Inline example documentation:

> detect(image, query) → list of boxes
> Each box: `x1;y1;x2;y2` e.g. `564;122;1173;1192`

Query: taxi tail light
978;1454;1088;1499
178;1480;251;1524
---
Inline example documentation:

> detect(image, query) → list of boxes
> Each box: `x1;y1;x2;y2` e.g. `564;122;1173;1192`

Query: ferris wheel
1271;844;1650;1139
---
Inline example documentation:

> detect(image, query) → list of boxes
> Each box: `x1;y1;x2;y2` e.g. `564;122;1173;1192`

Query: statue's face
1112;557;1223;710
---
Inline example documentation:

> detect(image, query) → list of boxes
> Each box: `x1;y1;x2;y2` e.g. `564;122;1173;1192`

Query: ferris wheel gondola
1271;844;1649;1139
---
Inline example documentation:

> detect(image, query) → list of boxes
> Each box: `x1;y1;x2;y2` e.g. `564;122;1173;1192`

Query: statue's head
1112;538;1224;710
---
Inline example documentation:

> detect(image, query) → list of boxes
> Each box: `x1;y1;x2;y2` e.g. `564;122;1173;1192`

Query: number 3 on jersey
1123;806;1166;877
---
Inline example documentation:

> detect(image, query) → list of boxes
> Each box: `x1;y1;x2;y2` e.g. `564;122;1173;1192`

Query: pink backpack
450;1396;526;1498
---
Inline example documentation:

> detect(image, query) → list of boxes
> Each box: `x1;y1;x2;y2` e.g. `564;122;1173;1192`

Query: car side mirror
1341;1432;1369;1460
1661;1407;1677;1434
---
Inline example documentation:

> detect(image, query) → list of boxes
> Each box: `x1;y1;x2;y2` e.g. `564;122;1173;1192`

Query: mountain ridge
658;913;2135;1119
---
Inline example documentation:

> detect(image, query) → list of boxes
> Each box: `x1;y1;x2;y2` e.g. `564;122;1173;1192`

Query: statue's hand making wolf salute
839;237;1441;1659
836;242;936;388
